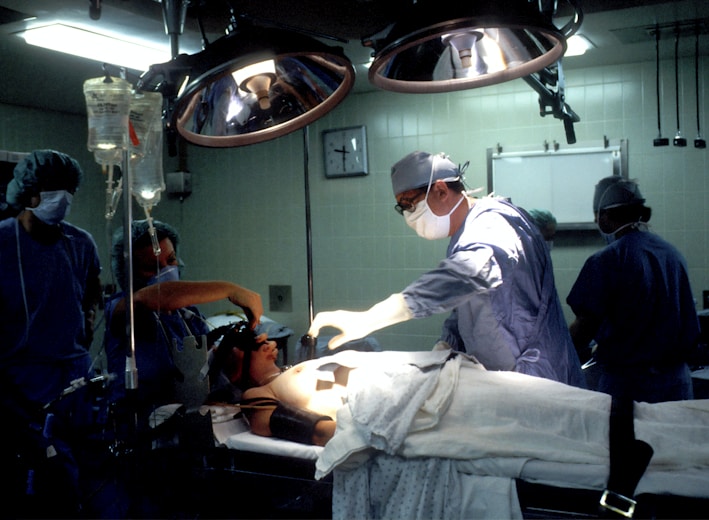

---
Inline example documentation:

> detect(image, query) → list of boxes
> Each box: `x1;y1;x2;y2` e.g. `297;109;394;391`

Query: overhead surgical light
231;59;277;110
363;0;582;93
137;16;355;149
440;31;487;77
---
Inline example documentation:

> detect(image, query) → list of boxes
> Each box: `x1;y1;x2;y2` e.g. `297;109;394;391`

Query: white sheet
314;349;709;519
224;429;323;461
215;413;323;461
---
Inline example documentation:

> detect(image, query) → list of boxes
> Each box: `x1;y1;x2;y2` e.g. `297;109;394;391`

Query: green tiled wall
1;56;707;361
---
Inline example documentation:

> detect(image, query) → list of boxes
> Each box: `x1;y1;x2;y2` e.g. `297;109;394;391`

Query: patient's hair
209;321;263;391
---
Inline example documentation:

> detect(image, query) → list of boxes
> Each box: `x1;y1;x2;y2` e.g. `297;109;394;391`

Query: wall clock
322;125;368;178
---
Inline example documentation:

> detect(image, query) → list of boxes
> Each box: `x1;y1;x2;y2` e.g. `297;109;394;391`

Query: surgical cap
391;151;461;196
6;150;83;209
111;219;180;292
528;209;557;228
593;176;645;212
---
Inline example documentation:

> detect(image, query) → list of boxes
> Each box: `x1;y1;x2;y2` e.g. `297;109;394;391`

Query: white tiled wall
1;56;707;360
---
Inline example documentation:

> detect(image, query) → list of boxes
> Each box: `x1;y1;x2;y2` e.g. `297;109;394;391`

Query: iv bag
129;91;163;161
83;76;132;155
129;91;165;208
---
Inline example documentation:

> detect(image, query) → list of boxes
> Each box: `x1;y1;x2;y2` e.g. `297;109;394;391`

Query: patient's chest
272;360;348;418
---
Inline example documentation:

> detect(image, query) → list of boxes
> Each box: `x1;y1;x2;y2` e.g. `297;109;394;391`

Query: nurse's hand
228;285;263;330
308;293;413;350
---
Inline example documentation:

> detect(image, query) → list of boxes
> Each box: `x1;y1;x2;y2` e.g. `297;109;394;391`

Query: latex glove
308;293;413;350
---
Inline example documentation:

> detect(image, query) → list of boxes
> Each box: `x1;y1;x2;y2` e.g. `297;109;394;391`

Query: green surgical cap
111;219;180;292
6;150;83;209
528;209;557;228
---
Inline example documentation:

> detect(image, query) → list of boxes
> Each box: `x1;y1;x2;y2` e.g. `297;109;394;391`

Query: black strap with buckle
600;397;654;518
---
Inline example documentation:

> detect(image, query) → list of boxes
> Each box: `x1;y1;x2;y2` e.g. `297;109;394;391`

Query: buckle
600;489;637;518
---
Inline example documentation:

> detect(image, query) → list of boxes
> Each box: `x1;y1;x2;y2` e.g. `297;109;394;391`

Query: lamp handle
558;0;584;38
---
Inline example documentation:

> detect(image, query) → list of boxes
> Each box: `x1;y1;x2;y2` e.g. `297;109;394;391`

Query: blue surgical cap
111;219;180;292
391;151;462;196
6;150;83;209
593;176;645;212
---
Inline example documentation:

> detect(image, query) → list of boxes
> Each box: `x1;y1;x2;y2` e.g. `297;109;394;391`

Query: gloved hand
308;293;413;350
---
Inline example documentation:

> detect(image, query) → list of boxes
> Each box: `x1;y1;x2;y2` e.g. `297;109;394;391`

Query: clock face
322;126;368;177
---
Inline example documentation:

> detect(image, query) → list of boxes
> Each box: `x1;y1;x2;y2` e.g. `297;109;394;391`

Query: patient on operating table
209;322;340;446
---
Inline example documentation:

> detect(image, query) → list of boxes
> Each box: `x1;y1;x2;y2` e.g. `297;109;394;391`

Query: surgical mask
29;190;72;225
403;153;465;240
597;221;635;245
404;194;464;240
146;264;180;286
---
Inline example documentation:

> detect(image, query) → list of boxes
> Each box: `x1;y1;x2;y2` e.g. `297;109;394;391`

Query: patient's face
225;337;280;387
249;340;280;384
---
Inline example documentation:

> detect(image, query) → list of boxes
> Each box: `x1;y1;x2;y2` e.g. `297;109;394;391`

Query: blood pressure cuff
269;401;332;445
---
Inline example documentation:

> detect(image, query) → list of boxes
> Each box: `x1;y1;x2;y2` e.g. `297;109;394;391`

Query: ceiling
0;0;708;115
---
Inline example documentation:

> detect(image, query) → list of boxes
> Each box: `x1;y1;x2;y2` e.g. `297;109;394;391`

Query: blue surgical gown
402;198;585;387
0;218;101;408
567;230;699;401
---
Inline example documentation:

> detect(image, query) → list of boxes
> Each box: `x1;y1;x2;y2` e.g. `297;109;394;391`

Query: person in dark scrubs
0;150;103;517
567;176;700;402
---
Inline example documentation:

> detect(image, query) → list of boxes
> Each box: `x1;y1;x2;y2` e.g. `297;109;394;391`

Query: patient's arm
242;387;336;446
313;419;337;446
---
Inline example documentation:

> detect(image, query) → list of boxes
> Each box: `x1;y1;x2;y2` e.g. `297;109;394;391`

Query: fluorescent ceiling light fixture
565;34;594;56
18;23;171;72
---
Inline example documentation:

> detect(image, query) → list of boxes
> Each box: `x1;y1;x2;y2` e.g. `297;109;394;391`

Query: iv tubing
110;177;123;219
104;163;113;219
144;207;162;257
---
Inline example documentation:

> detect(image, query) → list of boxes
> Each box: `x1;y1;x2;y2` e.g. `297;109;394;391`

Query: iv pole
123;149;138;391
123;0;189;392
301;126;317;360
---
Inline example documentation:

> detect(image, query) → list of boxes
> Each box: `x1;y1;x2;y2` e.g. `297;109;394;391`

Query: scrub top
567;230;699;370
0;218;101;407
104;293;211;409
402;198;585;388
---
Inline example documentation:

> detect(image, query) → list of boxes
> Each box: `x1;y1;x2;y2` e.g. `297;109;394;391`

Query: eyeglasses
394;190;426;215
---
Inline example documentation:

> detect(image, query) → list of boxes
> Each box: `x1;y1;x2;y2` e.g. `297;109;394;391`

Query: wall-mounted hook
693;28;706;149
652;27;669;146
672;27;687;147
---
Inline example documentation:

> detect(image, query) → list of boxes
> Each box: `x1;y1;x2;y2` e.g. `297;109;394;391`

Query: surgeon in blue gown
0;150;103;517
309;151;585;387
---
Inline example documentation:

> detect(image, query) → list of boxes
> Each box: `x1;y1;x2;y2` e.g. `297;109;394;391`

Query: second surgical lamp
364;0;582;93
